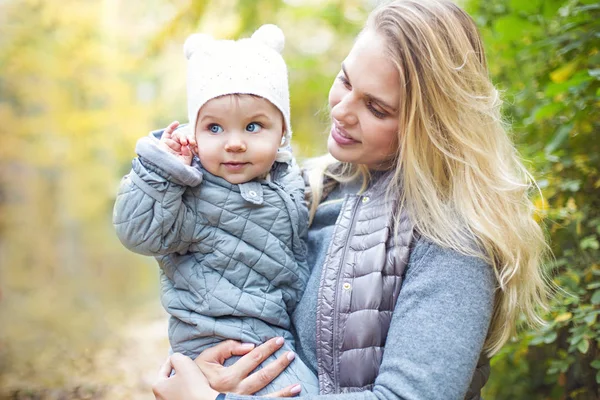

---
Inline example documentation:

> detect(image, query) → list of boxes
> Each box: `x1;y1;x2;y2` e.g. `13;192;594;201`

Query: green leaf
587;282;600;290
555;312;572;322
543;331;558;344
545;71;594;97
534;102;564;121
577;339;590;354
592;360;600;369
589;69;600;80
545;124;572;154
494;15;535;42
580;236;600;251
584;312;597;326
509;0;542;14
591;290;600;305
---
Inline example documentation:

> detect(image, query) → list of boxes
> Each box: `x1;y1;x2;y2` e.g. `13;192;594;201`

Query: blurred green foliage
0;0;598;398
464;0;599;398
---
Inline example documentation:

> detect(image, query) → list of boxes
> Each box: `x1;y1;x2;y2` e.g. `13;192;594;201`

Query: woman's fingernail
287;351;296;361
275;337;284;345
290;384;302;394
241;343;255;350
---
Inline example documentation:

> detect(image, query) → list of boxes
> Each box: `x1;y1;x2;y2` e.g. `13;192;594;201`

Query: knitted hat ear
251;24;284;53
183;33;214;60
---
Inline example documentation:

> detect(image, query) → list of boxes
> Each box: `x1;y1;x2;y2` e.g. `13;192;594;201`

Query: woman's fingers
170;353;201;376
239;349;296;394
153;353;219;400
196;340;256;365
233;337;285;378
157;357;173;379
263;384;302;398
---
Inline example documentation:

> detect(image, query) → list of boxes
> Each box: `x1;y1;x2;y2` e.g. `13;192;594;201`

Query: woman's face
328;29;400;170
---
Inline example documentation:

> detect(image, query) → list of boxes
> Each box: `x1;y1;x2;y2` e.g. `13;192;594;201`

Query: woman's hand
195;337;302;397
153;353;219;400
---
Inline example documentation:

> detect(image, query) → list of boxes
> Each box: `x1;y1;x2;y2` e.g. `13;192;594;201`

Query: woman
152;0;549;399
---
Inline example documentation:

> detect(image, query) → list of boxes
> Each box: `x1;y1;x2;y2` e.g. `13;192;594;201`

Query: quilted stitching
114;156;312;352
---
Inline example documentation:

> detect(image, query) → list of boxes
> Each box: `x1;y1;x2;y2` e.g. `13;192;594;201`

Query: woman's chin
327;135;354;163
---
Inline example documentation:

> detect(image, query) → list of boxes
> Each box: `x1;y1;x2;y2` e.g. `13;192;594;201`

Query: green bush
464;0;600;398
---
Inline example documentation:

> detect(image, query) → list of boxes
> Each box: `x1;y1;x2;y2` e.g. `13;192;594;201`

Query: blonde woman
152;1;549;399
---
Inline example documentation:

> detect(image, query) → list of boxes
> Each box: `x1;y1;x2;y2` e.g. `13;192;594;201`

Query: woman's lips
222;162;249;171
331;123;359;146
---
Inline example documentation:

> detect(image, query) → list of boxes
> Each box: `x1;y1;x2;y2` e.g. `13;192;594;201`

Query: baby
113;25;318;395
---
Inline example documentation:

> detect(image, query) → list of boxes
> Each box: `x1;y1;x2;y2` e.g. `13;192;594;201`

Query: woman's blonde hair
307;0;550;356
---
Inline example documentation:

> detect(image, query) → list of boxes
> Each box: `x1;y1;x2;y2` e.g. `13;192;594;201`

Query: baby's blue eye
246;122;262;133
209;124;223;134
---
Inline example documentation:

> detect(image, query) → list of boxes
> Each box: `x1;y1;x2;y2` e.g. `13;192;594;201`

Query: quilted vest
314;175;488;399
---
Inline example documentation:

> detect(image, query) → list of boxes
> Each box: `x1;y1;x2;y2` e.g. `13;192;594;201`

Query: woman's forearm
226;239;495;400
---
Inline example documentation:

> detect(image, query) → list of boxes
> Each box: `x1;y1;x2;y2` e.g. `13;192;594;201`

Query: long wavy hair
306;0;550;356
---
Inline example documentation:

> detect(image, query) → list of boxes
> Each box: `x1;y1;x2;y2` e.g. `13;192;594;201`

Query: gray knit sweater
227;178;496;400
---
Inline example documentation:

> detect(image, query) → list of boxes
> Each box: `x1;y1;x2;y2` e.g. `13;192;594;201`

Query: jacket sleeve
113;133;204;256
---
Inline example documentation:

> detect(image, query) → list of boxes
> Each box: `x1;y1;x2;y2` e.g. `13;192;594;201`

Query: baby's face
194;95;284;184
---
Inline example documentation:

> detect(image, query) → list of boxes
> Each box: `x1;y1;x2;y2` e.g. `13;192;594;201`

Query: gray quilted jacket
314;173;490;399
113;132;319;394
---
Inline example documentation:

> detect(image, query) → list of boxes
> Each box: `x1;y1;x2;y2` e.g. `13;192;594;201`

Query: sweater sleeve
227;239;496;400
113;134;205;256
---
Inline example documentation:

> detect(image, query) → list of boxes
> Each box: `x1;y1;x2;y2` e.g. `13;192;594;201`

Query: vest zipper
332;194;362;392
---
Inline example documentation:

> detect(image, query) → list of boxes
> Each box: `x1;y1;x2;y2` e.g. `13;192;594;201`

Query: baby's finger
263;384;302;398
181;145;191;158
162;121;180;140
188;136;197;149
166;121;179;133
163;139;182;152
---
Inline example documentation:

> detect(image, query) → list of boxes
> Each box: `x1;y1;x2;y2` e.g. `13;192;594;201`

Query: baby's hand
159;121;195;166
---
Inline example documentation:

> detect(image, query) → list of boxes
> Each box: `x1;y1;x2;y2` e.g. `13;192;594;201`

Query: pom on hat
251;24;285;53
183;33;214;60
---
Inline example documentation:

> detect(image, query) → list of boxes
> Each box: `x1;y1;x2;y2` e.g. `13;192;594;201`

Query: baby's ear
183;33;214;60
251;24;285;53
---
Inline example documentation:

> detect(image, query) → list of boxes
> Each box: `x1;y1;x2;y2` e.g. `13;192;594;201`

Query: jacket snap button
343;282;352;291
362;196;369;203
248;190;257;197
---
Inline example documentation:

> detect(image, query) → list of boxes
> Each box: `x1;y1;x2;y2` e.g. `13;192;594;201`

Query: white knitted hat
184;24;292;162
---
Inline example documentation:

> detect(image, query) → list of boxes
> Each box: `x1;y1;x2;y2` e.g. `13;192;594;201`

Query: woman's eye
338;76;351;89
367;102;387;119
208;124;223;134
246;122;262;133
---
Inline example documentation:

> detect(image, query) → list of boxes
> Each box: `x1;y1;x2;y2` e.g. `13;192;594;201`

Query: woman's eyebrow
341;63;398;113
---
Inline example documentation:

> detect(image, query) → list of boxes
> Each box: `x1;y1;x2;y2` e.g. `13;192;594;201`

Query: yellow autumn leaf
550;61;578;83
555;312;572;322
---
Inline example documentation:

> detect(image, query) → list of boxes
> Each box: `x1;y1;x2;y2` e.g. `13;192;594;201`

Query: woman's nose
331;94;358;126
224;137;247;152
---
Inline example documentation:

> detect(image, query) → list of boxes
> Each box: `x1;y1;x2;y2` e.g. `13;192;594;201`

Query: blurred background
0;0;598;399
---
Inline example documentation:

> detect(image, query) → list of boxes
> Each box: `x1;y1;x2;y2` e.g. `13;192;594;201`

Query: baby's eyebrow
246;113;271;120
198;114;223;122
